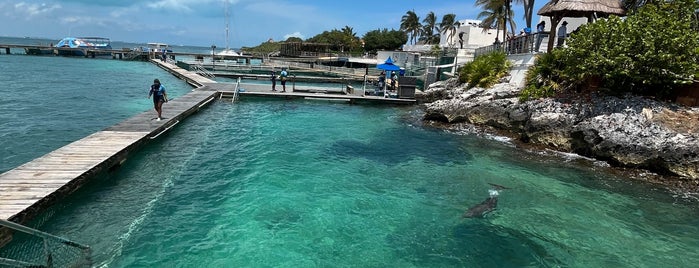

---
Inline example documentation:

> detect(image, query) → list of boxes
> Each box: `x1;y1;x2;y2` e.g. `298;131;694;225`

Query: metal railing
232;77;241;102
190;63;215;79
474;33;548;58
0;219;92;268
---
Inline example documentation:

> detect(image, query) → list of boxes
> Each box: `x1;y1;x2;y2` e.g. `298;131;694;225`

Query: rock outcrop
422;79;699;180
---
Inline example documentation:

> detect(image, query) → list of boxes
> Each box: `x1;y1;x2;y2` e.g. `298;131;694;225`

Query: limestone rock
422;80;699;180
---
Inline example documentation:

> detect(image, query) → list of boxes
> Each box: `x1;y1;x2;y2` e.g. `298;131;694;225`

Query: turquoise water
1;55;699;267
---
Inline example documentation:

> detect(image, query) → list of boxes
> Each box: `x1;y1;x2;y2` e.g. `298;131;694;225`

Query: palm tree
476;0;515;41
341;26;358;52
521;0;535;30
421;11;438;44
440;14;461;47
400;10;422;45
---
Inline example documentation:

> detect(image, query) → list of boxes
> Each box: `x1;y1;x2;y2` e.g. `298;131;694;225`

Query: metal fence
0;219;92;268
474;33;548;58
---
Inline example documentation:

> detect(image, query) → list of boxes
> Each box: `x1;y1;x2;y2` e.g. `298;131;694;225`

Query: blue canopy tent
376;57;401;97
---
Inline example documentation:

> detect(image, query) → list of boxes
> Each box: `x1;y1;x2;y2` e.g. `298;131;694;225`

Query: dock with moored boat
0;57;416;241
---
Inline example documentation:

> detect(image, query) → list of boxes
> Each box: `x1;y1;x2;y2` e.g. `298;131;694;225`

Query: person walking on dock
148;79;168;121
280;68;289;92
271;70;277;91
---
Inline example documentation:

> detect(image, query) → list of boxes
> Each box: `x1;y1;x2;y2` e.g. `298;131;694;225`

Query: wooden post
547;15;562;53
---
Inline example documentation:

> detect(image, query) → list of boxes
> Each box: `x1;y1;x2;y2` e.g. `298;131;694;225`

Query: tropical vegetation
243;0;542;56
522;0;699;100
458;51;511;88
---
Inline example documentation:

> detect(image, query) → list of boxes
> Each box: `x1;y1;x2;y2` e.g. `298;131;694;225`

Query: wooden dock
0;86;220;225
0;57;415;232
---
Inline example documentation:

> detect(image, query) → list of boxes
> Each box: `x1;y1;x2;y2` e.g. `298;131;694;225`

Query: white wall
439;19;499;48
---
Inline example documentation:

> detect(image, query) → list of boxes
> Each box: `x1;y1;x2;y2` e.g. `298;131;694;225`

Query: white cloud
13;2;61;18
283;32;304;40
146;0;238;13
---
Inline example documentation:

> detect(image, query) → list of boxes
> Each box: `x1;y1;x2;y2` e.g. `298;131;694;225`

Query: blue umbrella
377;56;401;71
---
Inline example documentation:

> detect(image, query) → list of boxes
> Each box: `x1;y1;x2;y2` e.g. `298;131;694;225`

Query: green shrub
458;51;511;89
563;0;699;98
520;50;569;101
521;0;699;100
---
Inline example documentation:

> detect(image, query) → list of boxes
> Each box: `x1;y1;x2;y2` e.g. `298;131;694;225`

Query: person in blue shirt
280;68;289;92
148;79;168;121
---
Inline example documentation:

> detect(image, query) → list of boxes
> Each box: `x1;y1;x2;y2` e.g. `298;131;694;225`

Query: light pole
211;45;216;71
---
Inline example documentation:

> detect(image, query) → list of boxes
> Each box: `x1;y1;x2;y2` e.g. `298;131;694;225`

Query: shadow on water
383;218;567;267
327;125;472;166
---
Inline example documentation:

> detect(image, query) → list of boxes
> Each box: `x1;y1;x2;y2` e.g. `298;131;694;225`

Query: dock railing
232;77;241;102
191;63;215;79
0;219;92;268
474;33;544;58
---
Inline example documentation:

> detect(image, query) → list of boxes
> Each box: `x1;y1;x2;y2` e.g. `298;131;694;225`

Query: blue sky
0;0;548;47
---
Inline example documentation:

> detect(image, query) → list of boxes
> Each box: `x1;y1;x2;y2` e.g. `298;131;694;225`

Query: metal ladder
190;63;215;79
0;219;92;267
231;77;241;102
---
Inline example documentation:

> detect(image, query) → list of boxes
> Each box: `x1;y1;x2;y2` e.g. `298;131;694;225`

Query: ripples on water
1;55;698;267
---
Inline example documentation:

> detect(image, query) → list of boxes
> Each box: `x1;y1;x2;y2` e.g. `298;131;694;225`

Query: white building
403;19;499;52
440;19;499;49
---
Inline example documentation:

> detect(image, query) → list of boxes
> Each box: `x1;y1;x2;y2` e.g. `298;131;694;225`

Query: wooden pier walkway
0;85;219;225
1;57;415;230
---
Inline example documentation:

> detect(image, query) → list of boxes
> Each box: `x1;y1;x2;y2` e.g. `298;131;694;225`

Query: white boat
216;0;240;57
217;48;240;57
147;42;172;53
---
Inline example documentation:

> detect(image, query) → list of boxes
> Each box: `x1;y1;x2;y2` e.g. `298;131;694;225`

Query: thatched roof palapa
538;0;626;17
537;0;626;52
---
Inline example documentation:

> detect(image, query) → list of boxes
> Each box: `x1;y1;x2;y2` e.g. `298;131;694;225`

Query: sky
0;0;549;48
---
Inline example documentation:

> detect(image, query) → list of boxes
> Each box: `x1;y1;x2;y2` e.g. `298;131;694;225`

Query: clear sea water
1;42;699;268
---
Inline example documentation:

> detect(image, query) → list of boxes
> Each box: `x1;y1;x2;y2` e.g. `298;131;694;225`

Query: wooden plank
0;179;74;184
0;171;82;180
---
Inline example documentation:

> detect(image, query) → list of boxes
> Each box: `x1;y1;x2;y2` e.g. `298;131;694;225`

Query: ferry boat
54;37;112;56
147;42;173;53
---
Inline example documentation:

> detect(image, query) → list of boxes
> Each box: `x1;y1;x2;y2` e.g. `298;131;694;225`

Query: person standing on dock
271;70;277;91
148;79;168;121
280;68;289;92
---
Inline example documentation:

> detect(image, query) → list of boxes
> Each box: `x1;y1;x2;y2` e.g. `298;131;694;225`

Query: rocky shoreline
419;79;699;194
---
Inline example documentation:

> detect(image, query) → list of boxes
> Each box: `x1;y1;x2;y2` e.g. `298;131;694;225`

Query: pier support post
4;48;9;54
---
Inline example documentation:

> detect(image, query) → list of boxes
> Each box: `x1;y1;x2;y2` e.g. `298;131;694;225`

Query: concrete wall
439;19;499;49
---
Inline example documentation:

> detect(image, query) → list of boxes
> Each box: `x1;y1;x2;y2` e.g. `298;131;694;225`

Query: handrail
190;63;215;79
232;77;241;102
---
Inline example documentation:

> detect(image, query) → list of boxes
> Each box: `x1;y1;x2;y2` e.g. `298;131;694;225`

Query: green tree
240;41;282;56
285;37;303;42
543;0;699;98
439;14;461;47
421;11;439;44
401;10;422;45
362;28;408;53
476;0;507;41
476;0;515;41
341;26;361;52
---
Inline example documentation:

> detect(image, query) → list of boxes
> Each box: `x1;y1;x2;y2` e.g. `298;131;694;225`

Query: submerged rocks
423;78;699;181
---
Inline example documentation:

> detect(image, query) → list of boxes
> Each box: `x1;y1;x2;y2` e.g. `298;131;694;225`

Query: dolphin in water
462;183;510;218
